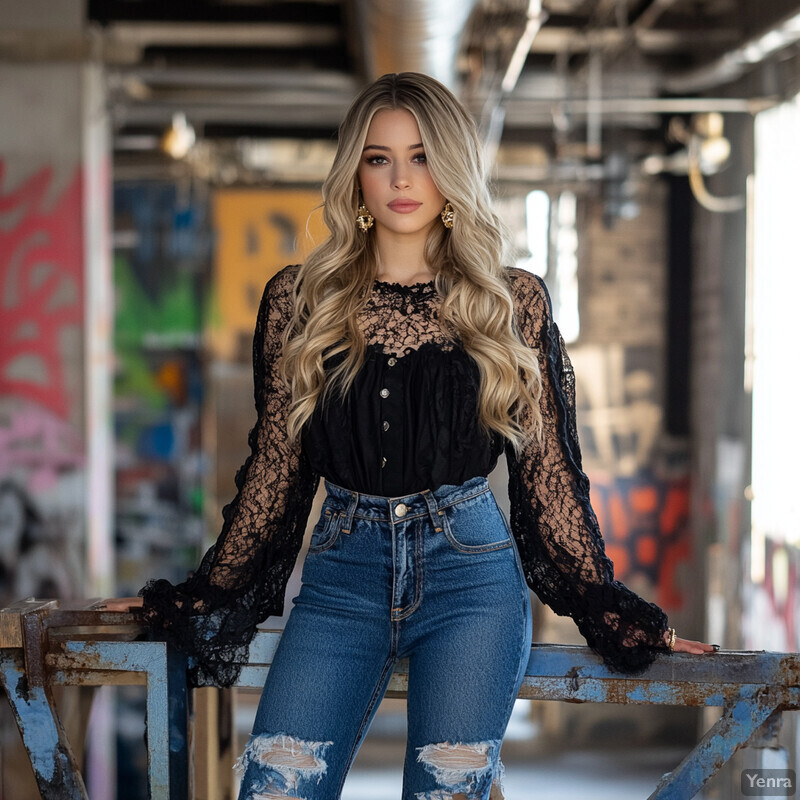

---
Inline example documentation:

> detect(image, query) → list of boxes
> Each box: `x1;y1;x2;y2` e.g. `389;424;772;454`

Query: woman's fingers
100;597;144;612
672;636;718;654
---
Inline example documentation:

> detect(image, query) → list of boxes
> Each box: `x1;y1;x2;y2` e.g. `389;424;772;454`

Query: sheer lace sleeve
505;267;669;673
140;265;319;687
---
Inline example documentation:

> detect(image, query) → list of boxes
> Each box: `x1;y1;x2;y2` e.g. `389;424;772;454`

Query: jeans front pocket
441;489;513;554
307;506;344;553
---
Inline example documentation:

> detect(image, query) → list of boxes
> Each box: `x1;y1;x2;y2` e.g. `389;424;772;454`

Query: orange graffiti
591;474;691;610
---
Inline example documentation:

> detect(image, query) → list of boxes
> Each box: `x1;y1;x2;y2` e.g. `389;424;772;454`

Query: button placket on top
378;352;404;495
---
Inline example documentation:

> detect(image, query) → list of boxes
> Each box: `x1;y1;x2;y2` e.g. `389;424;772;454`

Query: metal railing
2;598;798;799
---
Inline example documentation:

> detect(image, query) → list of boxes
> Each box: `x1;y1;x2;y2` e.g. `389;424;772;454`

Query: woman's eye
365;155;388;165
413;153;427;164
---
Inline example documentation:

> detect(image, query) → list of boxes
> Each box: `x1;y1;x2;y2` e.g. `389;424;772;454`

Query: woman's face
357;108;446;240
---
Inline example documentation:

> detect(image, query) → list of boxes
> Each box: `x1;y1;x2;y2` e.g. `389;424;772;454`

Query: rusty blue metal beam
0;599;89;800
0;648;89;800
3;606;800;800
648;691;784;798
50;639;176;799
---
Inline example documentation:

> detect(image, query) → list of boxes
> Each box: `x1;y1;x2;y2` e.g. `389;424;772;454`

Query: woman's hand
100;597;144;612
665;628;719;654
674;636;718;654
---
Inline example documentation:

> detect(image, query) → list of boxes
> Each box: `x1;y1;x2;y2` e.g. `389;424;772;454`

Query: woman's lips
387;199;422;213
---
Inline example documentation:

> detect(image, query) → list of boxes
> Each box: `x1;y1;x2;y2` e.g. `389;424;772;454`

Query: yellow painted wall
211;189;327;359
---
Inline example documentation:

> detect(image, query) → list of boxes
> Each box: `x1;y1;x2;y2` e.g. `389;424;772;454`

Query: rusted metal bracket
648;690;784;799
0;599;88;799
0;598;183;799
0;647;88;799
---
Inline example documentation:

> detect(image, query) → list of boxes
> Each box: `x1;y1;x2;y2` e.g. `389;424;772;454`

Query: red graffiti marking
0;161;84;419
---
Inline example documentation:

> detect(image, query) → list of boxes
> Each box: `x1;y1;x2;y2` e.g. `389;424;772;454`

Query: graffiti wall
111;182;213;800
209;190;325;536
746;537;800;652
0;159;86;604
0;158;89;799
569;343;691;611
210;189;327;360
570;185;692;613
112;183;211;595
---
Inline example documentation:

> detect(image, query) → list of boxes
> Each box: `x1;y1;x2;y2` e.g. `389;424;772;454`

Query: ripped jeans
236;476;533;800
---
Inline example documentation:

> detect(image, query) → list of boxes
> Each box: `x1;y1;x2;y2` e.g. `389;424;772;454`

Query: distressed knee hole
235;733;333;799
419;742;492;771
415;740;504;800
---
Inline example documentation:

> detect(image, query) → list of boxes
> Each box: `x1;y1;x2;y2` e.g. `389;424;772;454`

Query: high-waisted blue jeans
236;475;532;800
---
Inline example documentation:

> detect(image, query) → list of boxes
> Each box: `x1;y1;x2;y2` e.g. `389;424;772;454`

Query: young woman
107;72;714;800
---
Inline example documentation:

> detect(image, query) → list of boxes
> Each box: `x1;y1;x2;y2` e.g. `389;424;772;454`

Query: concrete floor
339;701;706;800
343;747;698;800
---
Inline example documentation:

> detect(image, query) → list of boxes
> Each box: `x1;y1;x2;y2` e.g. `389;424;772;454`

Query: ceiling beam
528;25;740;54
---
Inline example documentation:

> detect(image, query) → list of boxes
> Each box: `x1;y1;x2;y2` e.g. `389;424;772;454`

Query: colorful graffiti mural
590;473;690;610
567;343;691;611
0;158;86;612
112;184;210;596
0;161;84;421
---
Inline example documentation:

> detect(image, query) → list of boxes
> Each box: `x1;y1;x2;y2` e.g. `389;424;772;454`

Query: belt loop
341;489;358;534
420;489;444;534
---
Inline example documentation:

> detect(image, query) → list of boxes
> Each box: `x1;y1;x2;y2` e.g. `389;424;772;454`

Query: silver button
395;503;408;518
383;420;390;431
380;388;390;398
387;357;397;367
381;457;387;468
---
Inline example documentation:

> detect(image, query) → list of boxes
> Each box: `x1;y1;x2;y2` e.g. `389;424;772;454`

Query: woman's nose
392;166;410;190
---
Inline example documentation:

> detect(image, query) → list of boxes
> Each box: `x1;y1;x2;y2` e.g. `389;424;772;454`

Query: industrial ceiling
68;0;800;182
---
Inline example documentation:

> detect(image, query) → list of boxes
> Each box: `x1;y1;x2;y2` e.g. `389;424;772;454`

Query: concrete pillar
690;113;753;654
690;114;754;799
0;0;113;796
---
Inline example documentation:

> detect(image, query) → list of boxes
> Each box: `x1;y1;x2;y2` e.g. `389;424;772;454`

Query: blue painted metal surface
3;604;800;799
648;689;781;799
51;638;174;799
0;648;88;800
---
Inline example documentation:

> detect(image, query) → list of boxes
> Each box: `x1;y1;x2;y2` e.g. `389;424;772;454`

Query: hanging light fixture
160;112;196;159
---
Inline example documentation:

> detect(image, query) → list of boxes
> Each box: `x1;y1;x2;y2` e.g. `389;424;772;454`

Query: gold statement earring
356;199;374;233
441;201;454;229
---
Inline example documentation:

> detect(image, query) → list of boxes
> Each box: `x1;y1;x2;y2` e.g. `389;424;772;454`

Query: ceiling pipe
480;0;546;164
352;0;479;89
664;9;800;93
106;21;341;49
633;0;682;33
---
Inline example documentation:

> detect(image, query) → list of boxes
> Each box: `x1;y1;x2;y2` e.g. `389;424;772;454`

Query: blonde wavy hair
282;72;542;451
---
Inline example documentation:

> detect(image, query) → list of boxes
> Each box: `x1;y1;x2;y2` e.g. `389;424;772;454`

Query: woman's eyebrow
362;142;425;152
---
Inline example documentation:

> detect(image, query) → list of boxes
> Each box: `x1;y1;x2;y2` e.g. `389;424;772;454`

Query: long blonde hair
282;72;542;450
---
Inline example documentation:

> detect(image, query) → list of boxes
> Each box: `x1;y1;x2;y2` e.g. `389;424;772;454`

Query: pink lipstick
388;199;422;213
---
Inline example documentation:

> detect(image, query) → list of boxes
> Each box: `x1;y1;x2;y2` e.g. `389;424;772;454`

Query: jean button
395;503;408;518
380;388;390;398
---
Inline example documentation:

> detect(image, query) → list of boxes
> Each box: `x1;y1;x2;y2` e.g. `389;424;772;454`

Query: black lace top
302;278;505;497
141;264;670;686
